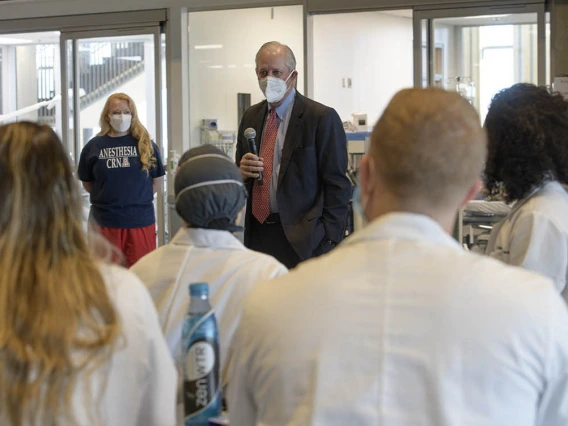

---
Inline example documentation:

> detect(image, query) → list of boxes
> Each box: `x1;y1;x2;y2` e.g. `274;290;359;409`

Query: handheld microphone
244;127;263;185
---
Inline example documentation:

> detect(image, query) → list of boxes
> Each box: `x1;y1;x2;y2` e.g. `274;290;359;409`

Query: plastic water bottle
182;283;222;426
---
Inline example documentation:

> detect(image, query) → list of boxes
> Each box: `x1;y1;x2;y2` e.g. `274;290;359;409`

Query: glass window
313;10;414;130
546;11;551;88
64;32;163;242
313;9;413;177
74;34;157;154
0;31;61;134
432;13;543;122
161;33;167;152
187;6;305;160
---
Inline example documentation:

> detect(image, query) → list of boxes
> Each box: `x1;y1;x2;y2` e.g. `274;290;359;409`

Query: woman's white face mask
258;71;295;104
109;113;132;133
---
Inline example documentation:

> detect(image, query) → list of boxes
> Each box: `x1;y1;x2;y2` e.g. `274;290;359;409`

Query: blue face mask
352;185;368;226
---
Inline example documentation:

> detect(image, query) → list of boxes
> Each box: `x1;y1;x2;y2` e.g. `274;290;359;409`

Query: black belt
262;213;281;225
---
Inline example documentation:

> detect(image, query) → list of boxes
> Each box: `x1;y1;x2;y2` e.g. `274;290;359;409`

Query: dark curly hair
483;83;568;202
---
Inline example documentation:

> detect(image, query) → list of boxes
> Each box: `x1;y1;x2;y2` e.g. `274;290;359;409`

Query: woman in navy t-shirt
78;93;165;267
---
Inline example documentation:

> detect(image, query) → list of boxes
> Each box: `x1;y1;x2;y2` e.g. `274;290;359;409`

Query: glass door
310;8;414;234
413;4;548;250
61;27;166;245
414;3;547;123
312;9;413;134
0;31;62;134
186;6;305;241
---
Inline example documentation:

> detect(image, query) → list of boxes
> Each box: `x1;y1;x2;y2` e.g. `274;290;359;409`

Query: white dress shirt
228;213;568;426
265;88;295;213
487;180;568;303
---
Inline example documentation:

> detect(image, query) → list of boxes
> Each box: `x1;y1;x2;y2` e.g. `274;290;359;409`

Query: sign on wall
554;77;568;100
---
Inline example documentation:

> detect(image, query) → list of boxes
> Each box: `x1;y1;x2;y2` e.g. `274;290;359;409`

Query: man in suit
237;41;351;269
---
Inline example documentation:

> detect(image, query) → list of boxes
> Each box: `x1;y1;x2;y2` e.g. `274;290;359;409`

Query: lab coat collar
343;212;461;250
509;180;567;216
171;227;245;251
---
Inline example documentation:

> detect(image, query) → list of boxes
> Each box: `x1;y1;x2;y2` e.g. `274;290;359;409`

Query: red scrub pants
99;224;156;267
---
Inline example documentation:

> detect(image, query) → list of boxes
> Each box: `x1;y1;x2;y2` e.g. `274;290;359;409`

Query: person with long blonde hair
78;92;165;267
0;122;177;425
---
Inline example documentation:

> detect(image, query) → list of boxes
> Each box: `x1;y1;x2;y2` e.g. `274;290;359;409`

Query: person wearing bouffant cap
130;145;287;391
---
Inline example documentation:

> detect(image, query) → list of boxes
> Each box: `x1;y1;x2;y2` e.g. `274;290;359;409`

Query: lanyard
160;246;194;335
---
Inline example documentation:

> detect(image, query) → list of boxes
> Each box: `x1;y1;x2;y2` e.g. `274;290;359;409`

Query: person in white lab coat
0;122;177;426
227;88;568;426
131;145;287;391
484;83;568;302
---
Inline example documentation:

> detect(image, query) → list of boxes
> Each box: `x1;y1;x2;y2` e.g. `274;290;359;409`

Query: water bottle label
183;337;220;418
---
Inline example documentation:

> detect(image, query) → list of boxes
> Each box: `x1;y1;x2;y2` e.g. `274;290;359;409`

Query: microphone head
244;128;256;140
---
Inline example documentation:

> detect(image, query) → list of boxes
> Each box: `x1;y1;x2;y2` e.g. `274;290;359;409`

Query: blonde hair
0;122;121;425
98;92;156;171
370;88;487;208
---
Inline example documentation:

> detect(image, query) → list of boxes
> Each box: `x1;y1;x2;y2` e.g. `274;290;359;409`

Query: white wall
80;72;151;132
434;23;458;89
188;5;304;147
1;47;17;116
16;45;39;121
313;11;414;127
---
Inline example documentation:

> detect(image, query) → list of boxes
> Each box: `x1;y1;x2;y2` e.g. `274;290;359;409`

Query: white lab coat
72;264;177;426
487;180;568;303
130;227;287;387
228;213;568;426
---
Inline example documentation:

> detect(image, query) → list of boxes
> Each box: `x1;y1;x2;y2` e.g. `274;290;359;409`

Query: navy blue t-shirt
78;134;165;229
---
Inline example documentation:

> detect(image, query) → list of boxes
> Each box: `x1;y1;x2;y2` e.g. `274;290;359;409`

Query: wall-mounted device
352;113;368;132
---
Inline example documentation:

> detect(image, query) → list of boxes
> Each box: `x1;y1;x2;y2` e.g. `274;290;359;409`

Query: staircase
37;41;146;126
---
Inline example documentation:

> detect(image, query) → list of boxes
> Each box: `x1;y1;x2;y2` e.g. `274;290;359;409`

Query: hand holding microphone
240;128;264;185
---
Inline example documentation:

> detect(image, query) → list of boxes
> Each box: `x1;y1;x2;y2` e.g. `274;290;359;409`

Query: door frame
413;2;546;88
60;25;166;245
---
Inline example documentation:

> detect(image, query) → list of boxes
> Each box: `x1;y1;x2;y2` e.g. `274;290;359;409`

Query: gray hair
255;41;296;72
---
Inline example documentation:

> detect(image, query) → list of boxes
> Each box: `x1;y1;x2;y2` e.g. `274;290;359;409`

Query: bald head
367;88;486;212
255;41;296;73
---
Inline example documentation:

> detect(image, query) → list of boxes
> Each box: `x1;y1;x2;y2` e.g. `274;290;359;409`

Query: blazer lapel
252;101;267;153
278;93;304;187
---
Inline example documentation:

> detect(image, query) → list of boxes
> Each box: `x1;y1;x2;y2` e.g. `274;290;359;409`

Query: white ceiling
0;31;60;45
375;10;540;26
436;13;539;27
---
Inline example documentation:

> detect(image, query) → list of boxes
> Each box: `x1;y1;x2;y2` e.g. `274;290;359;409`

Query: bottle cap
189;283;209;297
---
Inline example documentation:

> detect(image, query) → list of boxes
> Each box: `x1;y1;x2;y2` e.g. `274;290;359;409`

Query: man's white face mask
258;71;295;104
109;113;132;133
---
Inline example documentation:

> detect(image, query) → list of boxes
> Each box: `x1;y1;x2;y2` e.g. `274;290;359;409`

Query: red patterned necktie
252;108;279;223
